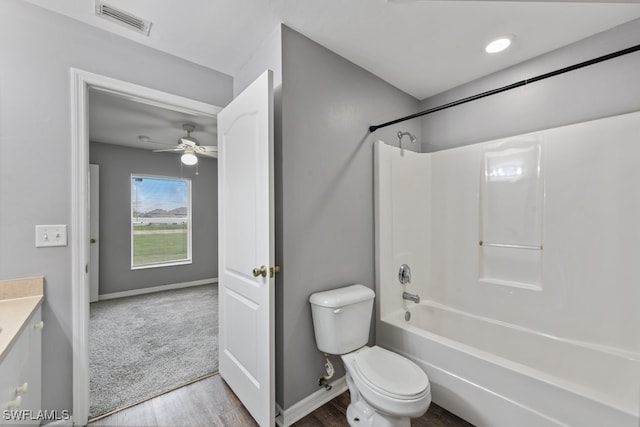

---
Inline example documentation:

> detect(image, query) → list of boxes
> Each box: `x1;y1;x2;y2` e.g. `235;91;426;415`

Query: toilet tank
309;284;375;355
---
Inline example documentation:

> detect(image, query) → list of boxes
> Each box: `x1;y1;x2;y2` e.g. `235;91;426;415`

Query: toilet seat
352;346;429;400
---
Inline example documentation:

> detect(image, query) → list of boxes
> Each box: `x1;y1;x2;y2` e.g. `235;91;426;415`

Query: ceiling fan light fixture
181;152;198;165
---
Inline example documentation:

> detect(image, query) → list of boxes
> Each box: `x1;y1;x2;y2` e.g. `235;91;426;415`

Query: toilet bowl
309;284;431;427
342;346;431;427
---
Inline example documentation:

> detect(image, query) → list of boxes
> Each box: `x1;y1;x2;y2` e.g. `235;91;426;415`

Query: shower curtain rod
368;43;640;133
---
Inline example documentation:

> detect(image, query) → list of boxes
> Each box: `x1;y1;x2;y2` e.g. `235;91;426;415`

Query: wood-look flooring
294;389;473;427
89;374;473;427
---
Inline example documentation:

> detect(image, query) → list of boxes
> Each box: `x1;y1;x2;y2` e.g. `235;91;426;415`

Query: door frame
70;68;221;425
89;164;99;303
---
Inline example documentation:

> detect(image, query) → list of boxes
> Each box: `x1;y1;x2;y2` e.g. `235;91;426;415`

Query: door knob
90;238;97;244
269;266;280;278
252;265;268;278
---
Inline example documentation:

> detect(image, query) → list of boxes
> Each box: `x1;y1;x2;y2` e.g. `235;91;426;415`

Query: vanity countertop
0;276;44;363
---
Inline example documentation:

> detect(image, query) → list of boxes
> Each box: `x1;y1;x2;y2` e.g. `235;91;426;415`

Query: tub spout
402;291;420;303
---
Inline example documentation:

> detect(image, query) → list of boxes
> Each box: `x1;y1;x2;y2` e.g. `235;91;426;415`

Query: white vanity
0;277;43;425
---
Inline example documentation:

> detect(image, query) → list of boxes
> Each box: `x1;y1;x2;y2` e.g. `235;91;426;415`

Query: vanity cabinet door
0;319;29;424
19;307;42;422
0;307;42;426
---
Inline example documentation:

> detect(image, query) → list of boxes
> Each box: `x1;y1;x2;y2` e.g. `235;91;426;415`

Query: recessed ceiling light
485;37;513;54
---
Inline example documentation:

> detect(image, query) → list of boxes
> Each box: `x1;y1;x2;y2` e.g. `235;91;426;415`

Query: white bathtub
377;301;640;427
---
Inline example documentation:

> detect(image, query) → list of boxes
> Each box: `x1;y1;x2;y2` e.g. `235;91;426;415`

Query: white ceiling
89;89;217;150
24;0;640;150
23;0;640;99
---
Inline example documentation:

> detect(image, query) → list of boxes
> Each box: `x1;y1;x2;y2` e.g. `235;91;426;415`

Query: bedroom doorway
71;68;222;426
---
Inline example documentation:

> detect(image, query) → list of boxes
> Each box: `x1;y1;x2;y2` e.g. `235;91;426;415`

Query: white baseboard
98;278;217;301
276;376;348;427
45;417;74;426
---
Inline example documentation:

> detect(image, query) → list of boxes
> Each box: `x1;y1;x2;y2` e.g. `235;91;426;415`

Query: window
131;175;192;269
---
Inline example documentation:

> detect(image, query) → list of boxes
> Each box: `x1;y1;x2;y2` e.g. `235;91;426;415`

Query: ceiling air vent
95;1;152;36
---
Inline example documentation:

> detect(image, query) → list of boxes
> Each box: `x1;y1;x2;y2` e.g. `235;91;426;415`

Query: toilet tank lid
309;284;375;308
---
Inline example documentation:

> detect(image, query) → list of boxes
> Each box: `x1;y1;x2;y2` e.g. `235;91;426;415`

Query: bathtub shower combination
374;111;640;427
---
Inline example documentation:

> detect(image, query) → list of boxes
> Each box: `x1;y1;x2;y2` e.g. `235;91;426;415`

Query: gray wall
420;18;640;151
0;0;232;413
277;26;421;409
89;142;217;295
233;25;282;97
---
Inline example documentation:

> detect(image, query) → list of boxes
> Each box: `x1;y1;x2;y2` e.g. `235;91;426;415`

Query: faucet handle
398;264;411;285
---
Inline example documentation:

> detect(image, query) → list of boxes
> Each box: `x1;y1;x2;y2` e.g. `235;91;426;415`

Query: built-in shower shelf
479;241;542;250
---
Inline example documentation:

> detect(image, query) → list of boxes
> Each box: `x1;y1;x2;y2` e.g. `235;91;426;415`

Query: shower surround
374;111;640;426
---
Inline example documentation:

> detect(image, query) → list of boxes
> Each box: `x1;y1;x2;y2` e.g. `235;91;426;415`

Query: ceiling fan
150;123;217;164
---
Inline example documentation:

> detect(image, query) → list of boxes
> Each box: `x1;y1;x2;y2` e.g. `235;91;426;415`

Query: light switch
35;225;68;247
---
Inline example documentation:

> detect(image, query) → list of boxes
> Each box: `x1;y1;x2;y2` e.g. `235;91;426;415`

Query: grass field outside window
131;175;192;269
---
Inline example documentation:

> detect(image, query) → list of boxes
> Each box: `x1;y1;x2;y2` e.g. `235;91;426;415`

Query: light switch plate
35;225;68;247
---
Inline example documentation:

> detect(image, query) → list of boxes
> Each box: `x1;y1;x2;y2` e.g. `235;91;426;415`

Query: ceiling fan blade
195;145;218;153
138;135;174;146
198;151;218;159
152;148;183;153
180;136;199;145
194;145;218;158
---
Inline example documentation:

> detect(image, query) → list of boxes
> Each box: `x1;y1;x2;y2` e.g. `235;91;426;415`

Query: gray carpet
89;284;218;419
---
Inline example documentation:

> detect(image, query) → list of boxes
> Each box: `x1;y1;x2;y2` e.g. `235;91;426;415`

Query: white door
89;164;100;303
217;70;275;427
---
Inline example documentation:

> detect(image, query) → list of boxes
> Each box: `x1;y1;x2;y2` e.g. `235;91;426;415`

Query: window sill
131;259;192;270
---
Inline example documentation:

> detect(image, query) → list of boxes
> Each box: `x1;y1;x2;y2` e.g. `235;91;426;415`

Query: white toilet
309;284;431;427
